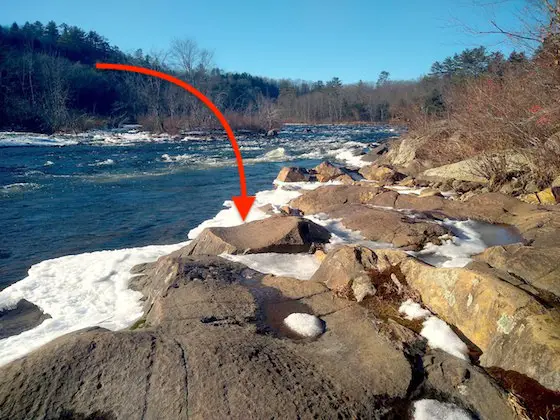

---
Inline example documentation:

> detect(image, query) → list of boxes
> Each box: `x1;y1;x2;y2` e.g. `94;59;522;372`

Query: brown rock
313;160;345;182
310;245;377;302
419;188;442;198
275;166;310;182
473;244;560;301
179;216;331;256
370;249;560;391
324;204;449;250
359;164;405;183
290;184;380;214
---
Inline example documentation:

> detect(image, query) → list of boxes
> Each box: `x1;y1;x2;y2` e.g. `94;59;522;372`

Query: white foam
221;253;321;280
399;299;431;320
283;313;324;338
327;147;369;168
421;316;469;360
89;158;115;166
1;182;41;194
413;399;473;420
0;132;79;147
0;242;186;366
44;160;54;166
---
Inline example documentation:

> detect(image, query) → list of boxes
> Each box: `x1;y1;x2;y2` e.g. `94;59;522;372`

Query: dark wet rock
179;216;331;256
362;143;389;163
0;299;50;339
418;350;520;420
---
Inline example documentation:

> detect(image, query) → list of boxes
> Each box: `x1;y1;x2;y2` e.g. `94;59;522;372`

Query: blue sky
3;0;527;83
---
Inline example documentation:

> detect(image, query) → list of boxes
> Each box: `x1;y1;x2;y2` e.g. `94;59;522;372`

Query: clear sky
3;0;528;83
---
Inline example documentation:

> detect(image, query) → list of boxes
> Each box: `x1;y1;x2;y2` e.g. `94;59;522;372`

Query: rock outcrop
0;256;416;419
179;216;331;256
310;245;560;392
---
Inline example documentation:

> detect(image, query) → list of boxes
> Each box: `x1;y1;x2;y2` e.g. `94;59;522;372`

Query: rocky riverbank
1;136;559;419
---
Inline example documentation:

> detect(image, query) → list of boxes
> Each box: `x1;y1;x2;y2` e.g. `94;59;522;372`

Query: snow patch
421;317;469;361
413;399;474;420
221;253;320;280
283;313;324;338
0;242;186;367
399;299;431;320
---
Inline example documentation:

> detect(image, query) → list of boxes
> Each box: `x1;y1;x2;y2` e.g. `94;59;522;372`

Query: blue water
0;124;398;289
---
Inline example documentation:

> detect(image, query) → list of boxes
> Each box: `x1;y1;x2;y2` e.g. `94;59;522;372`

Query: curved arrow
95;63;255;220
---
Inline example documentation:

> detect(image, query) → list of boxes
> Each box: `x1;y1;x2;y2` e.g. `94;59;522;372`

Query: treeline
0;21;282;133
0;19;544;135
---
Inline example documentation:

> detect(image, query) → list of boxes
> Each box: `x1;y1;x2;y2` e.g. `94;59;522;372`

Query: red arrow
95;63;255;220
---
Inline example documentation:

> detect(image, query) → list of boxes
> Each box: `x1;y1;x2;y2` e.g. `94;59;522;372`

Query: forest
0;19;548;135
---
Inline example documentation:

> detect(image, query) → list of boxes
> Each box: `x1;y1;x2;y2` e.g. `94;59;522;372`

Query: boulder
334;173;355;184
0;256;414;419
418;188;442;198
473;244;560;300
275;166;310;182
362;143;389;163
313;160;345;182
310;245;378;302
179;216;331;256
359;164;405;183
519;188;557;205
266;129;278;137
0;299;50;339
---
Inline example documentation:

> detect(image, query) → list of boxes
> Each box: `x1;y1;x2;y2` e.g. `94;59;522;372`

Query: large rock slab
0;256;414;419
324;204;449;250
375;249;560;391
359;164;405;183
473;244;560;301
179;216;330;256
290;184;381;214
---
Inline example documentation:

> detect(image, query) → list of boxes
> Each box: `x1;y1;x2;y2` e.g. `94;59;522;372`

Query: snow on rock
421;317;469;361
399;299;431;320
221;253;321;280
413;399;474;420
399;299;469;361
283;313;325;338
